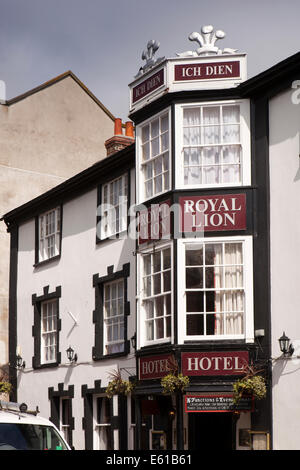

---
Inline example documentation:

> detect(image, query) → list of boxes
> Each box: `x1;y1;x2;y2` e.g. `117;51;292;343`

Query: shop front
134;350;260;450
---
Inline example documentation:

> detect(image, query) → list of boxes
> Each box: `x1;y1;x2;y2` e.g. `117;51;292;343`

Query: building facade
4;27;300;450
0;71;115;367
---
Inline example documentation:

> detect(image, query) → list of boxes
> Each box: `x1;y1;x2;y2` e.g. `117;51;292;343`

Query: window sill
33;361;60;370
33;254;61;269
96;229;128;245
93;341;130;361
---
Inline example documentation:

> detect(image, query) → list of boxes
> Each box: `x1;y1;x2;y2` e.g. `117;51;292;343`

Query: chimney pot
125;121;134;138
114;118;123;135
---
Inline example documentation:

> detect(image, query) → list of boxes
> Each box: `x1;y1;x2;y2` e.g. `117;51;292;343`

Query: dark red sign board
181;351;249;376
180;193;246;233
138;200;171;244
132;68;164;103
139;353;174;380
174;61;240;81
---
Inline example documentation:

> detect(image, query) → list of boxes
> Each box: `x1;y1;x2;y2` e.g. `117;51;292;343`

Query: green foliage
161;373;190;395
105;368;134;399
105;378;134;399
233;375;266;404
0;381;12;395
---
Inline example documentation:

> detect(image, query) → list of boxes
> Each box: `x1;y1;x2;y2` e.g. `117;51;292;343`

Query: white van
0;401;71;450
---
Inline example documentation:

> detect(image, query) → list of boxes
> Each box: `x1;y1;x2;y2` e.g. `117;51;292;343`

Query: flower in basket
232;364;267;404
161;373;190;395
105;368;134;399
160;357;189;395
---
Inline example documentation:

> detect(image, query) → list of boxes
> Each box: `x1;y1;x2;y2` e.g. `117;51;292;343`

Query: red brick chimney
105;118;134;156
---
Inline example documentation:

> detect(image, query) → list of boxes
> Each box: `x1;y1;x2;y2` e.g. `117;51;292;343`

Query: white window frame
40;299;58;364
177;236;254;344
136;107;171;204
174;99;251;189
100;173;128;239
103;278;125;355
38;207;61;262
137;241;173;348
60;397;71;445
93;395;113;450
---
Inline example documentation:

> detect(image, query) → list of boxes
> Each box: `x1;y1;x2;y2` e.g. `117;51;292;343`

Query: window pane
163;271;171;292
186;292;204;312
155;296;164;317
183;108;200;126
151;119;159;138
205;244;223;265
151;137;159;157
142;125;150;143
187;314;203;335
186;267;203;289
161;114;168;132
153;274;161;295
186;246;203;266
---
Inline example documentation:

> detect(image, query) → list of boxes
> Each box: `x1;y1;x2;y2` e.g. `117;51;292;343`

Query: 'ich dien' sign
132;69;164;103
174;61;240;81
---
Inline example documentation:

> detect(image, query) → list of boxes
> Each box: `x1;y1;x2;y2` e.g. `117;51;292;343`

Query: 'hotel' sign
174;61;240;81
181;351;249;376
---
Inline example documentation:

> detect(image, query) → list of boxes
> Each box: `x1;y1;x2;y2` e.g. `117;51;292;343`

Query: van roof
0;409;54;427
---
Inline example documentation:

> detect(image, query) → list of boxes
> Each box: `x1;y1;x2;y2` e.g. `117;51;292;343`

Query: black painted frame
92;263;131;360
48;383;75;448
32;285;62;369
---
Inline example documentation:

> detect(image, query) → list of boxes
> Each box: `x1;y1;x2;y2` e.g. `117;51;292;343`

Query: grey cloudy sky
0;0;299;120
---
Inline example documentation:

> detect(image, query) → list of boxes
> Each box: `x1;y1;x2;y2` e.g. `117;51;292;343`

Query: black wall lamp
278;332;294;357
16;354;25;370
131;333;137;351
66;346;78;364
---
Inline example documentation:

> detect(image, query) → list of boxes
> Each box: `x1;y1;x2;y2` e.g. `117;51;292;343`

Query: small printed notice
185;395;253;412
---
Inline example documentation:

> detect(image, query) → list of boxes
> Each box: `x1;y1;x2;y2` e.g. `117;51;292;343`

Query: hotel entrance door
188;412;234;450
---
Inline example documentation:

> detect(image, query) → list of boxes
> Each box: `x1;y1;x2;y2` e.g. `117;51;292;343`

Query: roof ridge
5;70;115;121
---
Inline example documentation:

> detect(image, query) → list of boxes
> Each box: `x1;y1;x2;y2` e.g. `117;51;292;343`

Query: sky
0;0;300;121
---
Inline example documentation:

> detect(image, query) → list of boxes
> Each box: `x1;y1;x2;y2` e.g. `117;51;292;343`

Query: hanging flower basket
0;381;12;396
232;364;267;405
105;368;134;399
0;365;12;399
161;373;190;395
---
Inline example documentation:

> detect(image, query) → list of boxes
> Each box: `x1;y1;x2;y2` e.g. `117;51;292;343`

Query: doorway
188;412;234;450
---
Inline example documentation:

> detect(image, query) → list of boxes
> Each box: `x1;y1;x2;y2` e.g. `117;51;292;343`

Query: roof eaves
2;143;135;227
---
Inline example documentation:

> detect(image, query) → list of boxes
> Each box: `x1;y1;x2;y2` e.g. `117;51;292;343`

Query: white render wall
16;170;136;450
269;88;300;449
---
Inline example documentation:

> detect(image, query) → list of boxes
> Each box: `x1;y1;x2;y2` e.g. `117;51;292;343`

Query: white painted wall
16;169;136;450
269;88;300;449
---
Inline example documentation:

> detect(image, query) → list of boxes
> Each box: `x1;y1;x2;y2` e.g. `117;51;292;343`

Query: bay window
137;109;171;203
175;100;251;188
139;244;172;346
178;237;253;342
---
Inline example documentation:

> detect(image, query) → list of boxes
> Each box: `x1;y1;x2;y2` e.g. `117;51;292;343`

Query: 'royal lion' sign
180;193;246;233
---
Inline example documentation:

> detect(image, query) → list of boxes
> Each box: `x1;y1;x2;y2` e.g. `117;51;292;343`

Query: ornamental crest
177;25;237;57
135;39;165;78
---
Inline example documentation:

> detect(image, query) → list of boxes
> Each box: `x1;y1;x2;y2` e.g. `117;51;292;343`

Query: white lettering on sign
183;196;242;231
141;358;169;376
186;354;245;373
